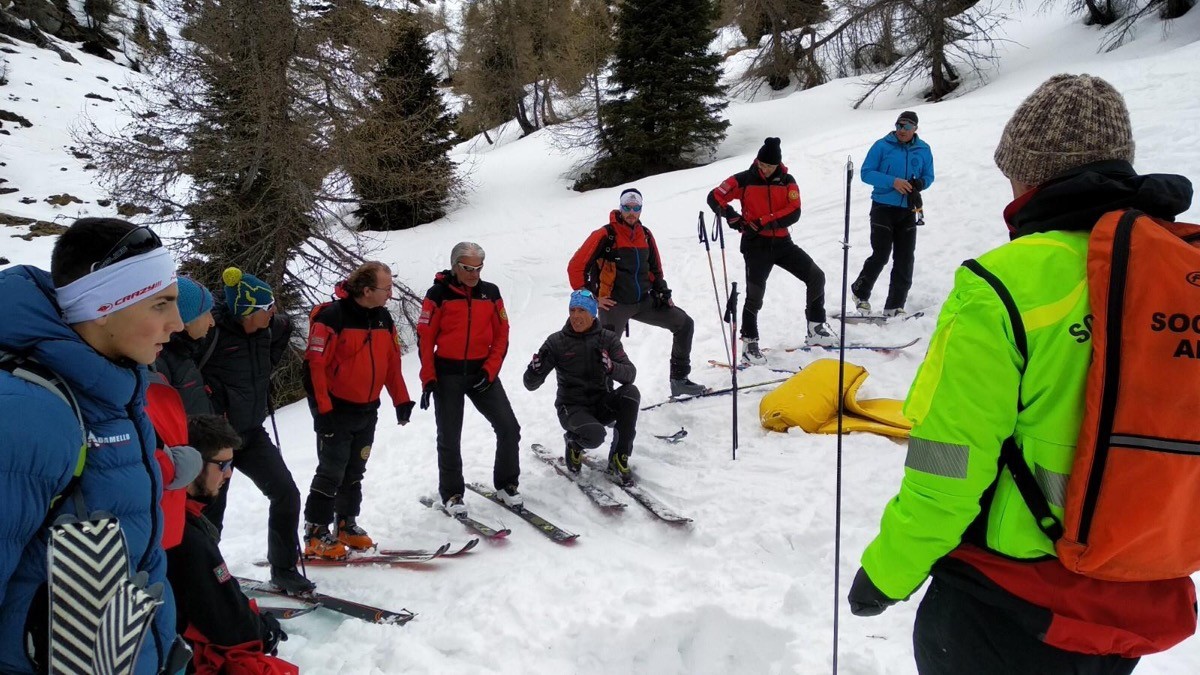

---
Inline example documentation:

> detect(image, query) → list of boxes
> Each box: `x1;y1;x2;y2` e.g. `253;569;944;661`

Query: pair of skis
238;576;415;626
420;485;580;543
531;444;692;524
707;337;921;372
253;538;480;569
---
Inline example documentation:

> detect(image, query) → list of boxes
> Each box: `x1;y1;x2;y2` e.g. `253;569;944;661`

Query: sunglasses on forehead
457;262;484;273
91;226;163;272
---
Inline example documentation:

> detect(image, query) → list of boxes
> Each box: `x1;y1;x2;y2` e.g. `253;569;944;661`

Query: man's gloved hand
529;351;543;372
471;371;493;394
396;401;415;425
744;218;763;233
259;611;288;655
651;287;673;309
847;567;897;617
723;206;744;230
420;381;436;410
599;349;613;373
909;178;925;192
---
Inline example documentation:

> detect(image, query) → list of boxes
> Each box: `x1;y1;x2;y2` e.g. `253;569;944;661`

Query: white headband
619;190;643;207
57;247;178;324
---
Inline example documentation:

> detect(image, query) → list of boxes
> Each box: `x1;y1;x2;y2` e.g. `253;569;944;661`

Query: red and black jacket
304;285;411;415
417;270;510;386
707;162;802;238
567;210;666;304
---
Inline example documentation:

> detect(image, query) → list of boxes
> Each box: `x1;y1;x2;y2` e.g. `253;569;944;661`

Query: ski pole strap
999;436;1064;540
724;282;739;324
698;212;710;250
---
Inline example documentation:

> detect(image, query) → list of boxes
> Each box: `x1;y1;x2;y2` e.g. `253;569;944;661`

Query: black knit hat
896;111;918;126
756;137;782;165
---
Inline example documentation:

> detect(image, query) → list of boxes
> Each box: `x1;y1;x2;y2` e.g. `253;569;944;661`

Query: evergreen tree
576;0;730;189
351;13;457;231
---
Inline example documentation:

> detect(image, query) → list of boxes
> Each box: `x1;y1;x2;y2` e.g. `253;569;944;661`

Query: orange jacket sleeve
304;319;339;414
417;296;441;386
483;297;510;381
384;326;412;406
708;175;743;209
567;228;609;292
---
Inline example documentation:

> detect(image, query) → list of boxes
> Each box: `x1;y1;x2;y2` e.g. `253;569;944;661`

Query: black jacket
153;332;214;416
524;319;635;408
199;299;292;435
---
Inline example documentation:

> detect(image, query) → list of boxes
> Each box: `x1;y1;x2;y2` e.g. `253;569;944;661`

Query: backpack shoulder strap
196;326;220;371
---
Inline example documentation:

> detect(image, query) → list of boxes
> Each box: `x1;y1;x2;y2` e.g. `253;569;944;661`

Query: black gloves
396;401;415;425
259;611;287;655
651;287;672;309
847;567;897;617
471;371;493;394
723;206;743;229
529;351;543;372
314;410;336;433
909;178;925;192
599;348;613;373
420;381;436;410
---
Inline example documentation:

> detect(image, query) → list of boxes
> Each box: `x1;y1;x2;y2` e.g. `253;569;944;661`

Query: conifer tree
576;0;730;189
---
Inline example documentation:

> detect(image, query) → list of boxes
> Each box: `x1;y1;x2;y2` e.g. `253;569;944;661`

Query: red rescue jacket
707;162;802;238
417;270;510;385
144;376;188;550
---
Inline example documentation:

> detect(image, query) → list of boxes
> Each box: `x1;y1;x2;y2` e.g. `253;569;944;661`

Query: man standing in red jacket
302;261;414;559
417;242;522;516
707;137;836;363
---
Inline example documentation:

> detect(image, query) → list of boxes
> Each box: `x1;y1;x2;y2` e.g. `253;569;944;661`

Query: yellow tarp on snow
759;359;911;438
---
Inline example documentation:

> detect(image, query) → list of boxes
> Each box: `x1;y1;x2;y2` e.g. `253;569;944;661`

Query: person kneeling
524;290;640;484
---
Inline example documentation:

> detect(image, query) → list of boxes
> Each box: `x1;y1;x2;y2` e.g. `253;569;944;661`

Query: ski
237;577;415;626
780;337;921;353
707;358;797;374
832;311;926;325
641;376;791;410
379;538;480;558
465;483;579;543
253;542;452;568
531;443;627;510
653;427;688;443
579;456;692;525
419;496;512;539
256;604;319;621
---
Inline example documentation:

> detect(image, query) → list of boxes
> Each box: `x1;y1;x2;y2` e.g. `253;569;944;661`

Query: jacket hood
1007;160;1193;239
332;280;351;300
0;265;142;411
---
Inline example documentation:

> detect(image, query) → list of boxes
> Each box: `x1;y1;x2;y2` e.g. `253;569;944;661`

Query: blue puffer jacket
0;266;175;674
861;132;935;208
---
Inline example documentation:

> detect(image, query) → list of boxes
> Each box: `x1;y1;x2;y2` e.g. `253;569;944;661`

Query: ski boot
336;517;375;551
496;484;524;508
565;440;584;473
741;338;767;366
444;494;468;517
670;377;707;397
806;322;838;347
304;523;349;560
608;452;632;486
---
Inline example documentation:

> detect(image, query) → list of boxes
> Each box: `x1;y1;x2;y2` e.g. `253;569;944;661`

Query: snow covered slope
4;3;1200;674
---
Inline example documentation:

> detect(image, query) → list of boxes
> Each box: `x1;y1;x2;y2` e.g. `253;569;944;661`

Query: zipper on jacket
632;225;642;301
367;324;377;396
462;288;473;375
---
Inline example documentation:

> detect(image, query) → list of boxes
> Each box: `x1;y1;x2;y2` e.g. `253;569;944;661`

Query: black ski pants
303;407;377;527
600;297;694;379
741;235;826;339
204;425;302;571
913;576;1139;675
558;384;641;459
433;371;521;503
852;202;917;311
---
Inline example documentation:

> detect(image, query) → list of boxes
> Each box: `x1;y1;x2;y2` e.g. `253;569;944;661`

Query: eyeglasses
457;262;484;273
91;226;163;272
207;458;234;472
369;286;392;293
620;205;642;213
895;123;917;131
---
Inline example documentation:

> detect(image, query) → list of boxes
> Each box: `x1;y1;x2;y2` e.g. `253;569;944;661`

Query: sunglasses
207;458;234;471
91;226;163;272
457;262;484;273
895;123;917;131
575;289;595;298
246;301;275;313
620;204;642;213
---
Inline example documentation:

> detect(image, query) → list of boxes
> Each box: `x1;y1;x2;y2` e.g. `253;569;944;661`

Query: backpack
981;209;1200;581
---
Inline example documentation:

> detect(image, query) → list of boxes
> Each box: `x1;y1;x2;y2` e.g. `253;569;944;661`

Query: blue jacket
0;266;175;674
861;132;935;208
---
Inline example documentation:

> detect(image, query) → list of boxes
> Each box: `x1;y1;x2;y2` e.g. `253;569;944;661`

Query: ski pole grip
724;282;739;323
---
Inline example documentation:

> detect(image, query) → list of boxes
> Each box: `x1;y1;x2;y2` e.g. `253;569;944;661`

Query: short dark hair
50;217;138;287
344;261;391;298
187;414;242;460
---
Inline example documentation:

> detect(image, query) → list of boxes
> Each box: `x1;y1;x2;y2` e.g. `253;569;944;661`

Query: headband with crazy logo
56;247;178;324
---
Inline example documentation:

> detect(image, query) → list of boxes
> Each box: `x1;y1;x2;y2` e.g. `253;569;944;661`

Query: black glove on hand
471;371;493;394
723;206;743;229
909;178;925;192
259;611;287;655
847;567;897;617
744;218;763;233
314;410;335;433
651;288;672;309
420;381;436;410
529;351;543;372
599;349;613;373
396;401;415;425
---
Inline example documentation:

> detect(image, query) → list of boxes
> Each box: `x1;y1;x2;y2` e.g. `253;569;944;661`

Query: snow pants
558;384;641;459
913;576;1139;675
433;371;521;503
205;425;302;571
600;297;694;379
740;235;826;339
304;406;377;526
852;202;917;311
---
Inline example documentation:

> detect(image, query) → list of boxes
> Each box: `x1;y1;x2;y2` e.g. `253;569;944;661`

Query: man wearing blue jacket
852;111;935;316
0;218;184;674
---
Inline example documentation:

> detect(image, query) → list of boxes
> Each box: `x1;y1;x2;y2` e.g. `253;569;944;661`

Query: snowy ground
3;4;1200;674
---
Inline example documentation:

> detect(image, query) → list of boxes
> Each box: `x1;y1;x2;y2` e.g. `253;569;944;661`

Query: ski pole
716;212;735;366
724;282;740;460
832;155;854;675
699;211;731;362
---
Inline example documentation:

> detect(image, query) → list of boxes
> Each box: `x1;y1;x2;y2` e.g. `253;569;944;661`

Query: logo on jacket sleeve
788;189;799;201
418;309;432;326
213;562;231;584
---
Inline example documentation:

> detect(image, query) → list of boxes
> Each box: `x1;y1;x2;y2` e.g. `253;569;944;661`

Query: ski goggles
620;204;642;213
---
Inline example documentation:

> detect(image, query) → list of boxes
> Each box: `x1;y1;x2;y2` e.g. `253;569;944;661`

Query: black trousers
558;384;641;458
852;202;917;311
600;297;694;379
741;236;826;339
913;577;1140;675
303;407;377;526
433;372;521;503
204;425;302;571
